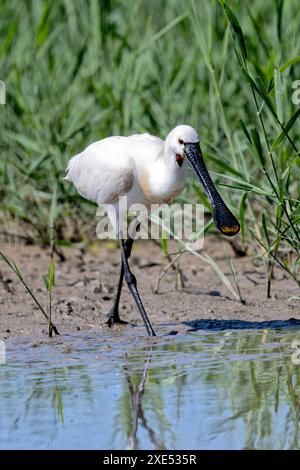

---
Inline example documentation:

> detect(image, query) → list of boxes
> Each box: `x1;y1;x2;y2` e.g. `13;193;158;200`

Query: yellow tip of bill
221;225;240;236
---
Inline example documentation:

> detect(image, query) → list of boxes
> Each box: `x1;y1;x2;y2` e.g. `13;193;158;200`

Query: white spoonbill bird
64;125;240;336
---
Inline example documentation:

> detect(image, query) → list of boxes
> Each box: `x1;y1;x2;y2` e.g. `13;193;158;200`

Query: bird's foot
106;306;128;328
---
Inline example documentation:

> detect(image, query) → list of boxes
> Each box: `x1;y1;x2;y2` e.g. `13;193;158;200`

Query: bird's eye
178;138;184;145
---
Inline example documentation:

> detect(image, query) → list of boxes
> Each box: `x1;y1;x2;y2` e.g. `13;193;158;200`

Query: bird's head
166;125;240;237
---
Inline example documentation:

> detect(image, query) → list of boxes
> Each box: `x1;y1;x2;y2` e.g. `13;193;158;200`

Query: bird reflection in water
123;349;165;450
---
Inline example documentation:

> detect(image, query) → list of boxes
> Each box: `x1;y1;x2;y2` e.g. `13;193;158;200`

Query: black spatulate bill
184;142;240;237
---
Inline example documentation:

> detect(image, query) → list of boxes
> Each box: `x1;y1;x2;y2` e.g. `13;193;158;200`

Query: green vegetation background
1;0;300;286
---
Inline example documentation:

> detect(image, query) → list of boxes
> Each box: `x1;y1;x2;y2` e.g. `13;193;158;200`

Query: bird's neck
139;149;187;204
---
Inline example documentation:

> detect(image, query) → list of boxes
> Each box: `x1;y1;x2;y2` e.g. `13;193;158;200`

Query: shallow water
1;321;300;450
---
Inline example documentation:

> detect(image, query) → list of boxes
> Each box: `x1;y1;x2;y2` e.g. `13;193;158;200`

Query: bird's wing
64;138;134;204
127;133;164;150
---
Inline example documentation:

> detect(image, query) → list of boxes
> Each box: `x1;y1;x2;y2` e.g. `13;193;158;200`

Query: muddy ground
0;236;300;340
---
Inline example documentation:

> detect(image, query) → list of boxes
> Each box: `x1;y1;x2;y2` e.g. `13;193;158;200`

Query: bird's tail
63;153;81;182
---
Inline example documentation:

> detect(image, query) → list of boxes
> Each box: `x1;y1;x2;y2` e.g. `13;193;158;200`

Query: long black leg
106;237;134;327
120;236;156;337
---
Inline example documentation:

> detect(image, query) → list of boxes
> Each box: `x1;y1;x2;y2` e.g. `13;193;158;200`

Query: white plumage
64;125;198;232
